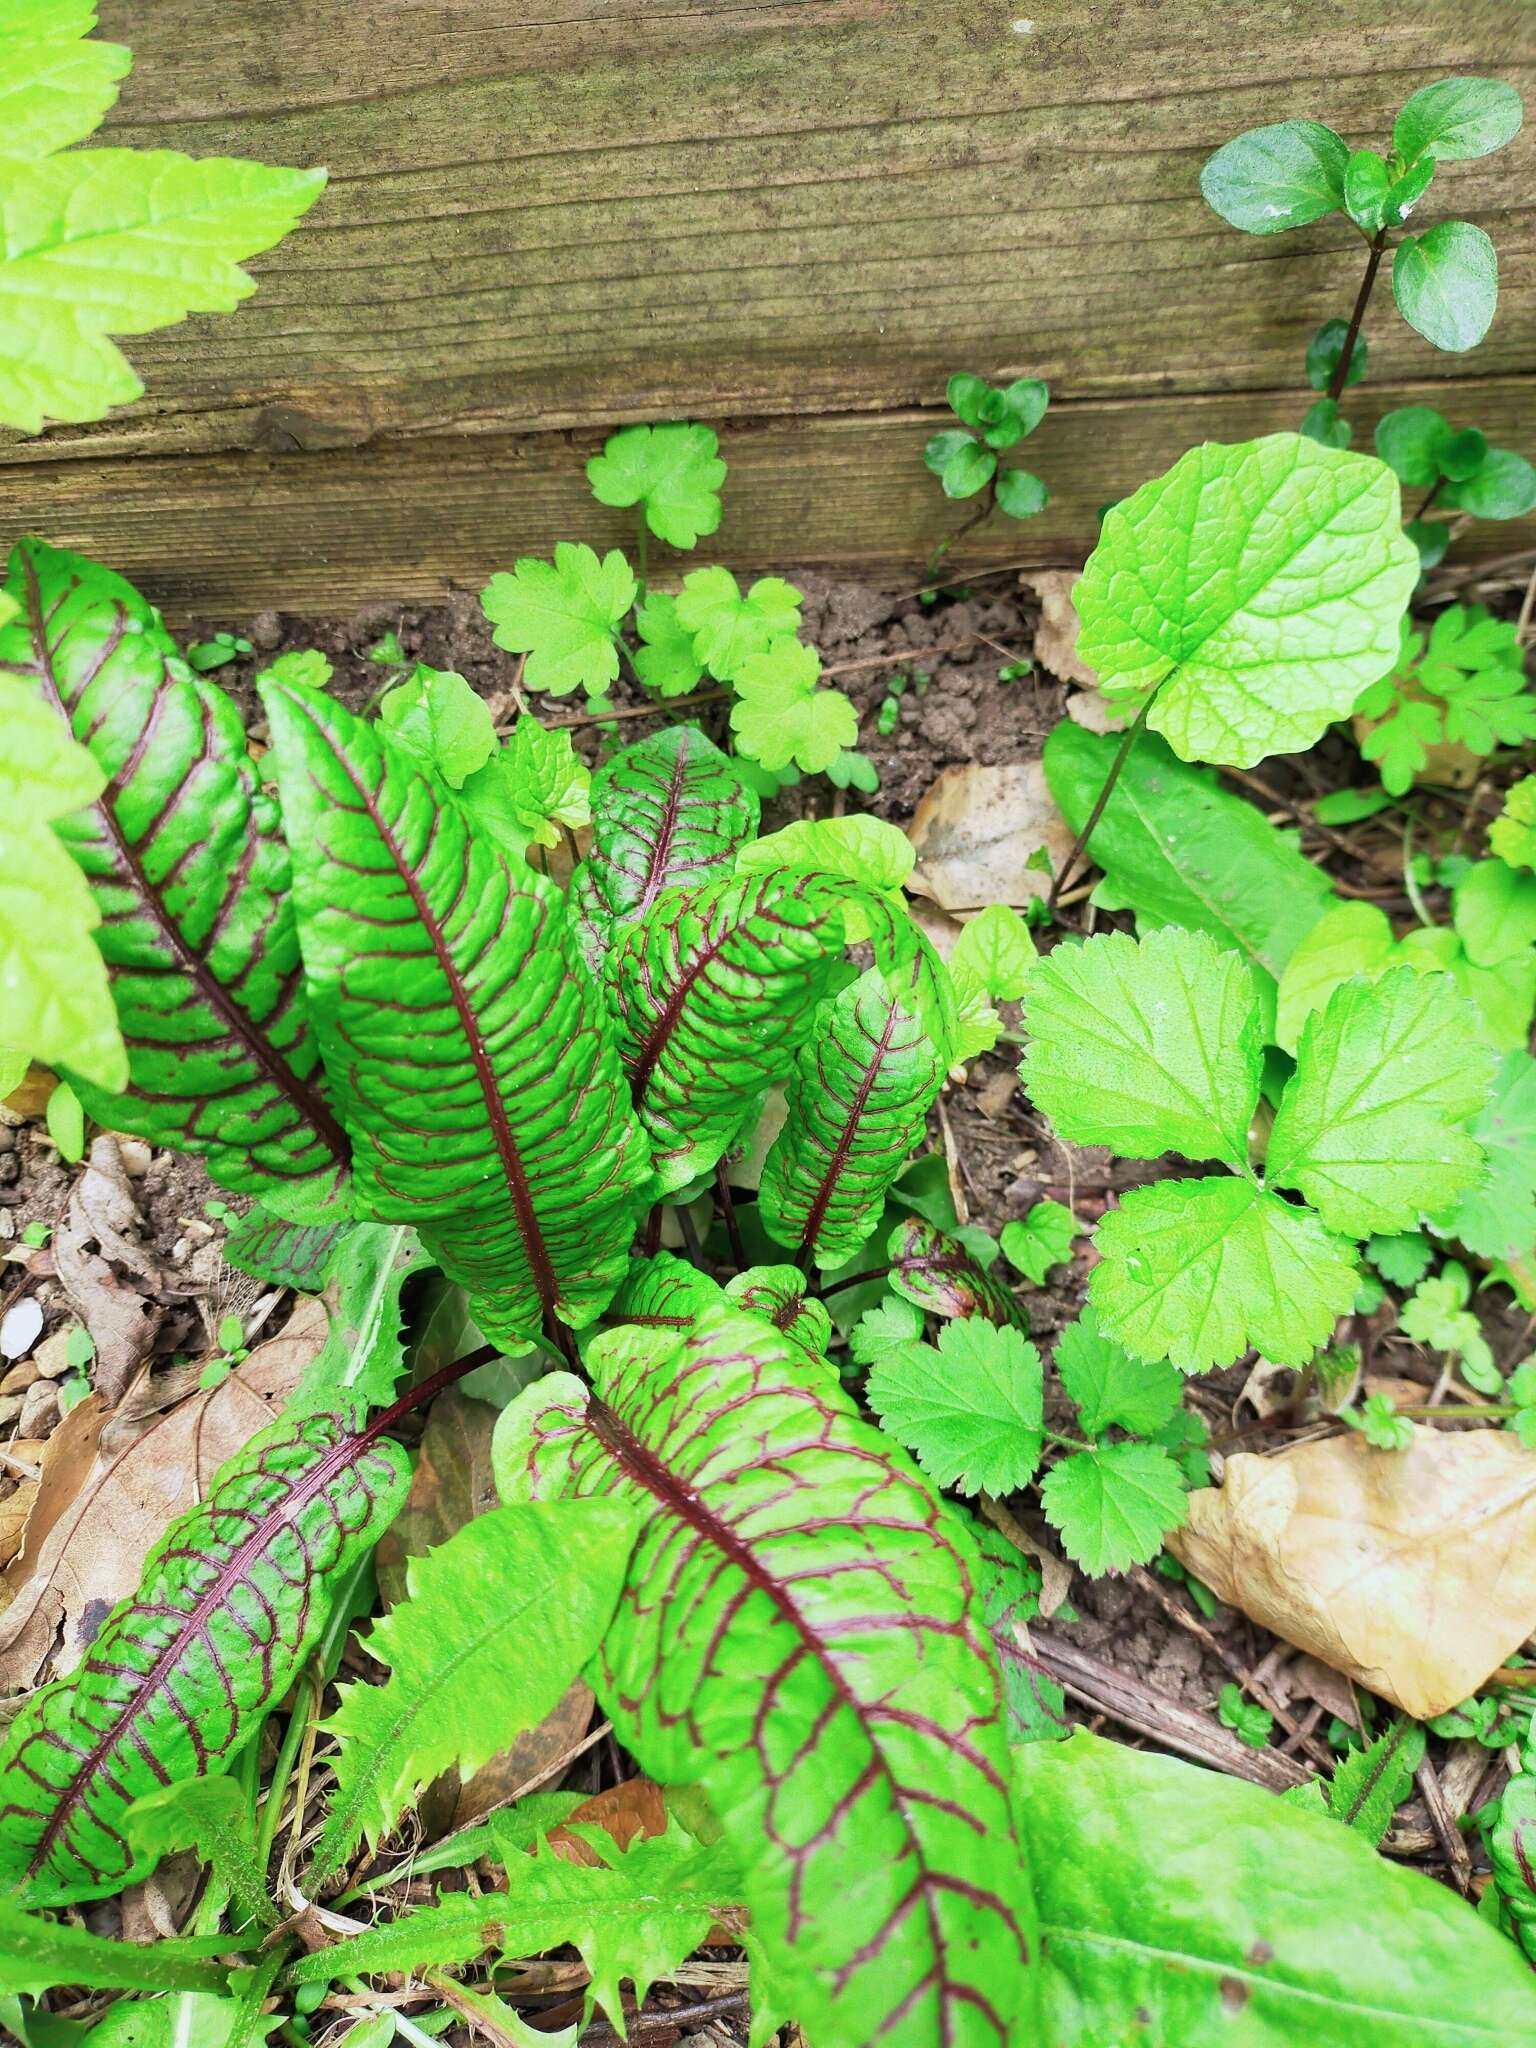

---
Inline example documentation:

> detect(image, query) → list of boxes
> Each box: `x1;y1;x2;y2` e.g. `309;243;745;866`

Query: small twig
1415;1754;1474;1893
541;689;731;732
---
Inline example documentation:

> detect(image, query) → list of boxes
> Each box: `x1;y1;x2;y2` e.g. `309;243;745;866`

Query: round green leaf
998;377;1049;435
923;427;973;477
1439;426;1489;481
1405;517;1450;570
1393;76;1524;164
941;439;997;499
1442;447;1536;520
1304;319;1365;394
1374;405;1450;485
1300;398;1350;450
944;372;991;428
995;466;1048;518
1393;221;1498;353
1199;120;1348;233
1074;433;1419;769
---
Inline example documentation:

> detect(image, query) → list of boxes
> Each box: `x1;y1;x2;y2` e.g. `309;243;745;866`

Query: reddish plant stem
715;1163;747;1270
1326;226;1389;404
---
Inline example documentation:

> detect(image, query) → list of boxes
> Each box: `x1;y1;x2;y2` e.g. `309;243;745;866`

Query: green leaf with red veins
493;1305;1037;2048
0;538;351;1222
759;969;946;1268
605;870;850;1194
260;672;654;1348
724;1264;833;1369
571;727;758;962
887;1216;1028;1330
0;1409;410;1907
609;1252;726;1331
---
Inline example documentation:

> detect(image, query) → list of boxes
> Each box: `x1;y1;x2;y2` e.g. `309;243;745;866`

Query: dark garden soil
4;551;1534;1983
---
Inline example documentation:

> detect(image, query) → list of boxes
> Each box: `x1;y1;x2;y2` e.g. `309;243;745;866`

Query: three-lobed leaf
1074;434;1418;769
0;4;131;162
1040;1441;1186;1574
1054;1309;1182;1437
585;422;726;549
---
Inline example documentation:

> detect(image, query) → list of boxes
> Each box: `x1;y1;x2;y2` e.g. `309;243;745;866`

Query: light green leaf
1041;1441;1186;1573
0;1902;239;1994
1014;1728;1536;2045
1054;1308;1183;1437
1393;222;1498;353
1454;859;1536;967
632;591;705;698
311;1500;637;1881
1274;901;1398;1054
1490;776;1536;870
0;5;129;161
1394;76;1524;163
44;1078;84;1162
674;566;801;681
460;717;590;851
999;1201;1077;1285
1093;1177;1358;1372
1022;927;1262;1168
0;151;326;434
1366;1230;1434;1287
480;544;636;698
951;902;1036;999
1269;968;1492;1236
1432;1050;1536;1261
124;1777;275;1932
0;676;126;1091
865;1313;1043;1497
730;637;858;773
585;422;726;549
1042;725;1334;1031
1075;434;1418;769
377;664;495;788
286;1223;434;1424
1199;119;1349;232
739;812;915;894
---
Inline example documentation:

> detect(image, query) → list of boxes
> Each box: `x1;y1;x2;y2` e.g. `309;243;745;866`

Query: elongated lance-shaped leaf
494;1305;1036;2048
760;967;946;1268
607;871;850;1193
888;1217;1028;1330
572;726;758;963
0;539;350;1220
222;1205;351;1292
261;673;654;1347
0;1409;411;1907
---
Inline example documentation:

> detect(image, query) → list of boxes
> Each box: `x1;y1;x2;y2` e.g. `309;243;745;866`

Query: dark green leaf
940;440;995;499
0;539;350;1222
943;374;991;429
221;1206;349;1291
1393;76;1524;164
261;673;653;1346
1299;398;1350;449
1304;319;1365;393
995;467;1048;518
1199;120;1348;233
1342;150;1389;233
924;427;974;477
1374;404;1450;485
1439;426;1489;481
1393;221;1498;352
1442;447;1536;519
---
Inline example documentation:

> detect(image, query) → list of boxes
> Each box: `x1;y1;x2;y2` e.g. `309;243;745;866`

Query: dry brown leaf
0;1477;37;1574
906;762;1073;913
448;1678;597;1832
1169;1427;1536;1719
0;1294;326;1686
1022;571;1097;689
54;1136;165;1404
547;1778;668;1865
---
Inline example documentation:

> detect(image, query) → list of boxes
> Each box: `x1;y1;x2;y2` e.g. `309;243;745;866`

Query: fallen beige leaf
0;1294;326;1686
1023;571;1098;690
906;762;1074;913
54;1136;165;1404
1169;1428;1536;1719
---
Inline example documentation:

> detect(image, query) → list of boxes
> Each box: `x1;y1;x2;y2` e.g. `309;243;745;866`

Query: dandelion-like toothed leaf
0;1411;410;1907
572;726;758;961
494;1305;1036;2048
888;1217;1028;1330
261;674;654;1347
606;871;850;1194
608;1252;726;1330
760;969;946;1268
0;539;350;1220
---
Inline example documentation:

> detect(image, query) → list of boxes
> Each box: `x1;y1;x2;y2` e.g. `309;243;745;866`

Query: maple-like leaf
481;544;636;698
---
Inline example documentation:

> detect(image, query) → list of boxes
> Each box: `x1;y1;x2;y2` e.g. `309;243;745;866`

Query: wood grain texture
1;2;1531;609
7;380;1529;621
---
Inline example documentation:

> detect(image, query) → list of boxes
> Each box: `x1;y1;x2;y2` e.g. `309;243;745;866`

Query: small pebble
0;1393;23;1430
0;1296;43;1361
114;1137;153;1178
31;1329;74;1379
0;1358;40;1395
249;609;283;650
16;1381;59;1438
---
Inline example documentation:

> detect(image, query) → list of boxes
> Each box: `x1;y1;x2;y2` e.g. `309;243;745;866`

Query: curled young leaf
0;539;350;1220
0;1411;410;1906
887;1216;1027;1330
262;673;654;1345
494;1305;1036;2048
723;1265;833;1368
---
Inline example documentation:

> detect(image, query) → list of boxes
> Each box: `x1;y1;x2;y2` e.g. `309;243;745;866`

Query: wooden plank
9;0;1523;462
8;379;1530;620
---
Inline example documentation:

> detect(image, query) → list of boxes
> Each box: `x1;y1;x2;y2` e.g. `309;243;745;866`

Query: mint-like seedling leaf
995;468;1048;518
1375;404;1451;485
585;422;726;549
1041;1441;1187;1574
1344;1391;1415;1452
481;543;636;698
1393;76;1524;164
1000;1201;1076;1285
1268;968;1492;1236
632;591;705;698
1055;1308;1183;1437
1093;1178;1357;1372
461;716;590;851
1199;120;1348;233
730;637;858;773
865;1318;1044;1496
675;566;801;681
1393;221;1498;353
1021;927;1262;1168
1075;434;1418;769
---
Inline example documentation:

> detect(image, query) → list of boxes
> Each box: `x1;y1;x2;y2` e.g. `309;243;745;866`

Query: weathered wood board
2;1;1532;614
